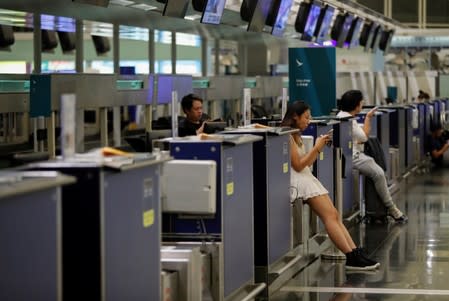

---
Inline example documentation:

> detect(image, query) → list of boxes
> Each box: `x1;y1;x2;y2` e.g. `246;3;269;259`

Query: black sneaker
353;247;380;268
388;206;409;223
345;250;379;271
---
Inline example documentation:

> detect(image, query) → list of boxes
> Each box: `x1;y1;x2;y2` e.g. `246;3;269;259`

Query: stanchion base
321;247;346;261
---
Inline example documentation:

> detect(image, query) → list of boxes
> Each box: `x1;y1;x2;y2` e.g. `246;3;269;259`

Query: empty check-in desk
0;171;75;301
26;156;167;301
220;127;298;298
162;134;265;301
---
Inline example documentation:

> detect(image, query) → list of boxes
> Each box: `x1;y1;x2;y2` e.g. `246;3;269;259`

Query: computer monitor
267;0;293;37
314;5;335;44
359;21;376;52
192;0;227;24
300;2;322;41
162;0;189;18
330;12;353;47
204;122;227;134
379;29;394;53
370;24;383;53
345;17;363;48
241;0;274;32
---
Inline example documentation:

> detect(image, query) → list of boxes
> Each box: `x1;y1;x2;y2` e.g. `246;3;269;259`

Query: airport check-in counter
431;99;442;127
409;105;422;163
0;171;75;301
441;99;449;127
376;107;400;182
192;76;245;122
162;134;265;301
29;73;154;156
328;117;354;218
404;105;418;168
382;106;407;176
358;109;392;181
245;76;284;99
26;155;167;301
0;75;30;143
0;75;32;167
219;127;299;297
416;102;430;158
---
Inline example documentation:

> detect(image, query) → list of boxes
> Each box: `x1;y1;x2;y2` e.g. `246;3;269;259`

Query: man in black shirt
178;94;209;137
430;124;449;167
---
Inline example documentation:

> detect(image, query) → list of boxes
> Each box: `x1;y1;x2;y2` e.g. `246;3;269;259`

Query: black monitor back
42;30;58;51
92;35;110;55
57;31;76;53
0;25;14;48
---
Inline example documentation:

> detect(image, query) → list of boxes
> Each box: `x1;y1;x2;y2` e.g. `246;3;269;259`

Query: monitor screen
201;0;227;24
359;21;376;52
163;0;189;18
268;0;293;36
331;12;353;47
294;1;311;33
345;17;363;48
379;29;394;53
246;0;274;32
314;5;335;44
301;3;322;41
370;25;383;52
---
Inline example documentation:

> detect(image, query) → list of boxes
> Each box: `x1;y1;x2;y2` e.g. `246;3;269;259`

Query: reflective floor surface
272;167;449;300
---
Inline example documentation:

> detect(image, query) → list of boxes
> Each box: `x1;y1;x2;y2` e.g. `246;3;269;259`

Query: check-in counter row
0;103;442;300
0;127;334;301
0;132;288;301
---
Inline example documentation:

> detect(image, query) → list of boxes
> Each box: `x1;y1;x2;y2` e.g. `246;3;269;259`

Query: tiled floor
271;167;449;300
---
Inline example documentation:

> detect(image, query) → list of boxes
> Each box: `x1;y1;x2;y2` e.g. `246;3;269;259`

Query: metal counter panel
27;159;165;301
266;134;291;264
336;120;354;216
0;187;61;301
104;164;161;301
167;139;255;299
222;143;254;297
377;112;391;181
405;107;415;168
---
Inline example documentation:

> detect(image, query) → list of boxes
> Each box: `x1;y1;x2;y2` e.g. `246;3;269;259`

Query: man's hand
366;107;378;118
196;119;212;135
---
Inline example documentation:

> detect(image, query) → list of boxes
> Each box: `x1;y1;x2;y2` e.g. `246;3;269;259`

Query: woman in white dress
281;101;379;271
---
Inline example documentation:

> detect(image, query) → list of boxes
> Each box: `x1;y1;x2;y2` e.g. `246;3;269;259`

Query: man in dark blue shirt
430;124;449;166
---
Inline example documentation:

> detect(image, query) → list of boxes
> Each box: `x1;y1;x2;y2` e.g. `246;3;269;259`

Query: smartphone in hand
325;129;333;146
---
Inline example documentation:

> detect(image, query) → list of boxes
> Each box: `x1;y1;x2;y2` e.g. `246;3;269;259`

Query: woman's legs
306;194;356;254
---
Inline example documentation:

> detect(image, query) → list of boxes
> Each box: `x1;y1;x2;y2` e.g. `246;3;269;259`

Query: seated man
178;94;209;137
430;124;449;167
337;90;408;223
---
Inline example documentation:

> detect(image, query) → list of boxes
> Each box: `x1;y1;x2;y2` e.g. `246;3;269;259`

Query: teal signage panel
288;47;336;116
30;74;52;117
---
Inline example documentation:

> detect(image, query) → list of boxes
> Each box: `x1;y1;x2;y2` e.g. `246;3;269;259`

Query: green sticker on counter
143;209;154;228
283;162;289;173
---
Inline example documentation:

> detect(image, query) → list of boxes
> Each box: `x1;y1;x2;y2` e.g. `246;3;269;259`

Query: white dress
290;137;328;202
